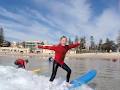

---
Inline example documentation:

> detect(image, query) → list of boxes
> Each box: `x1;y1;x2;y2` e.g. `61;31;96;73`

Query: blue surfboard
69;70;97;89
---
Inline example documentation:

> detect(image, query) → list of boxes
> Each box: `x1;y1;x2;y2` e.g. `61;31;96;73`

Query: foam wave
0;66;93;90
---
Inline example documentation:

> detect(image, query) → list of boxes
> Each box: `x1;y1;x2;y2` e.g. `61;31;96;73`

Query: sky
0;0;120;44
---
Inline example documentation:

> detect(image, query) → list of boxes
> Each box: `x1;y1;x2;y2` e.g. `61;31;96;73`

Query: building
2;40;11;47
0;47;29;54
23;41;43;49
0;41;30;54
22;40;49;53
11;41;17;47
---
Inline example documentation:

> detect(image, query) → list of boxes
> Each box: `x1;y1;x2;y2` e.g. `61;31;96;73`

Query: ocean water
0;56;120;90
0;66;92;90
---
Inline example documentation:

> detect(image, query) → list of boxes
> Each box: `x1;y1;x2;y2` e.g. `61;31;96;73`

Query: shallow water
0;56;120;90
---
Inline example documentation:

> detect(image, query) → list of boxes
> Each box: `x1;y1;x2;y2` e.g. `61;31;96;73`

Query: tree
41;41;44;45
80;37;86;49
117;30;120;46
101;38;116;52
2;40;11;47
74;35;80;53
117;30;120;52
89;36;95;50
98;39;103;52
68;37;73;44
76;37;86;53
0;27;4;47
75;35;79;42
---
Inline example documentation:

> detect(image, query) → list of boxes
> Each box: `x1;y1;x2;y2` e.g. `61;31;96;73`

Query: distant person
48;57;53;62
14;58;29;69
36;36;80;87
112;58;117;62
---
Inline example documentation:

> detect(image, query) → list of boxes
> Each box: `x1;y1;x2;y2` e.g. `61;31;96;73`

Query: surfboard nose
70;69;97;89
90;70;97;77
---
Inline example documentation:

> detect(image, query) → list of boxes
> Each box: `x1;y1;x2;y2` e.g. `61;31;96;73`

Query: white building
24;40;43;49
11;41;17;47
0;47;29;54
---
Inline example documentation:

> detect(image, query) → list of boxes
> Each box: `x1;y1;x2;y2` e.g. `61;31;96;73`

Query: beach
0;52;120;60
67;53;120;60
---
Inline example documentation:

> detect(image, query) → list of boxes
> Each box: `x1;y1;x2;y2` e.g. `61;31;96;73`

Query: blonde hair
60;36;67;40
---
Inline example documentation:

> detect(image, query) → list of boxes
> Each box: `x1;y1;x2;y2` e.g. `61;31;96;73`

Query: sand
0;52;120;60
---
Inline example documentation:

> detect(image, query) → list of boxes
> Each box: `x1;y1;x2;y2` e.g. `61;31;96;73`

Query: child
14;58;29;69
37;36;80;87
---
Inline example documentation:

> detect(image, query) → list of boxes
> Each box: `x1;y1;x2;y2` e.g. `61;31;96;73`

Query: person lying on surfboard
36;36;80;87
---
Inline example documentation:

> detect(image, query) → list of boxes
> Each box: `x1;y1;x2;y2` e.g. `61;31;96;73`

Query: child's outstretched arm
68;42;80;49
37;45;56;51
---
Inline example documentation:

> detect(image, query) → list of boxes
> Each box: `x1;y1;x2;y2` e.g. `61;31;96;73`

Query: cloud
0;0;120;44
37;0;92;38
0;6;61;43
90;8;120;42
33;0;120;42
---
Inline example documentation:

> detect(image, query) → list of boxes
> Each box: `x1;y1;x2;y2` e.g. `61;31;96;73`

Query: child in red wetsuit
37;36;80;87
14;58;29;69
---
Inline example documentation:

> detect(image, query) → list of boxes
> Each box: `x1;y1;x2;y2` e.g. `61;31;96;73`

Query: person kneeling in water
14;58;29;69
37;36;80;87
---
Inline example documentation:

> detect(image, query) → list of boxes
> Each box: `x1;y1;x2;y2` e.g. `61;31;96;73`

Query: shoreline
0;52;120;60
67;53;120;60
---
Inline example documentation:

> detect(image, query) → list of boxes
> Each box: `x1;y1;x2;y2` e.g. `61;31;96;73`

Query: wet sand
67;53;120;60
0;52;119;60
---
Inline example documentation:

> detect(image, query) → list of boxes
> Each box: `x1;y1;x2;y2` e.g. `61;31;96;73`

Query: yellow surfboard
31;68;41;74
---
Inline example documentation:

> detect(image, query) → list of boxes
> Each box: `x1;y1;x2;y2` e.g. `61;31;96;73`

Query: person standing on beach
36;36;80;87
